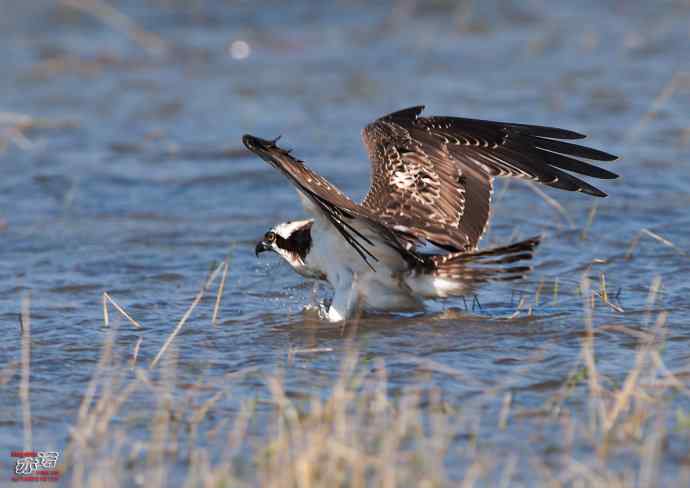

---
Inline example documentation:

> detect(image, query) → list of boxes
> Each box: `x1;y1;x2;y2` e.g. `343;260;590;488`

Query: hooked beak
255;240;272;257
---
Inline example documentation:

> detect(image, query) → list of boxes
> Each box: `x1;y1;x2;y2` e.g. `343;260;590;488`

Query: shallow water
1;0;690;484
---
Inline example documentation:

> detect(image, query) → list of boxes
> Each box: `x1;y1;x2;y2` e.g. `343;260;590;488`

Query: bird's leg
314;297;331;320
472;294;483;312
325;274;360;323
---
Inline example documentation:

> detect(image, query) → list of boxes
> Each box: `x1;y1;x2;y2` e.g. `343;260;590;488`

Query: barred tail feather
406;236;541;298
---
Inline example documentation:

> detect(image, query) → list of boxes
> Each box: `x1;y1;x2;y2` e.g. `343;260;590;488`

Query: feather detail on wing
242;134;421;269
423;236;541;284
361;106;618;251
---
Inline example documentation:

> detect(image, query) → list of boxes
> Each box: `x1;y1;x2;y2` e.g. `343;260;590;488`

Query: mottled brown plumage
243;106;617;272
361;106;617;252
423;236;541;284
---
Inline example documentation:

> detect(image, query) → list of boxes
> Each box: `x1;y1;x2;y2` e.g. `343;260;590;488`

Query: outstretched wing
361;106;618;251
242;134;419;269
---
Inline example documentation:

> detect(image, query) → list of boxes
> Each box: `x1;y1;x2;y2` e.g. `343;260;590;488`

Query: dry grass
19;293;32;451
59;0;167;55
626;71;690;142
34;266;687;487
0;111;78;154
150;261;225;368
626;228;690;259
103;292;143;329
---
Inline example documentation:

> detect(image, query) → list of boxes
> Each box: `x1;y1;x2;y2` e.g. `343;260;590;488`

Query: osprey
245;106;617;322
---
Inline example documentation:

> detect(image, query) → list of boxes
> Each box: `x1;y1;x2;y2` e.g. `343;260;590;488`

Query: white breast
296;189;422;320
305;214;420;315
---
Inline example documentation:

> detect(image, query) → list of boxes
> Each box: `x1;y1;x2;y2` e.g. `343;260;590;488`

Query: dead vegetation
13;257;680;487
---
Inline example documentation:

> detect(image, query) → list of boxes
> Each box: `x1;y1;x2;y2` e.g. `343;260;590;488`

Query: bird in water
245;106;617;322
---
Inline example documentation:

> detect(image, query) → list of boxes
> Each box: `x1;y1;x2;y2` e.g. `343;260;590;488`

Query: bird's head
255;220;318;276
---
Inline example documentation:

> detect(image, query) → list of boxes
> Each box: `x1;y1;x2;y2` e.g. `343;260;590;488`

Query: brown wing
242;134;420;269
361;106;618;251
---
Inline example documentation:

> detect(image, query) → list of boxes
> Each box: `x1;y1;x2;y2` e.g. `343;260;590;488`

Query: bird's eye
265;232;276;242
